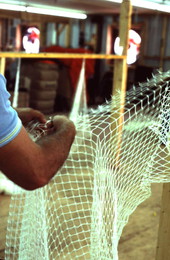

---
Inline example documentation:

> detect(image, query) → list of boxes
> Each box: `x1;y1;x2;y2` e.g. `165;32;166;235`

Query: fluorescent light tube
0;2;87;19
0;3;26;11
26;6;87;19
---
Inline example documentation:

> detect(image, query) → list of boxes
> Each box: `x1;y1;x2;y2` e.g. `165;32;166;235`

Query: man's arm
0;116;76;190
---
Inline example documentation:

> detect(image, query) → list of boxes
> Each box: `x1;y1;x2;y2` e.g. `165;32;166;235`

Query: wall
1;11;170;98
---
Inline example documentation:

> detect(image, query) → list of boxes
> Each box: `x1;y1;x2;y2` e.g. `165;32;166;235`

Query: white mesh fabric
5;71;170;260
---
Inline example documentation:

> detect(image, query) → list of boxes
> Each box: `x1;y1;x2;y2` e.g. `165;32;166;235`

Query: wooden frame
0;52;126;75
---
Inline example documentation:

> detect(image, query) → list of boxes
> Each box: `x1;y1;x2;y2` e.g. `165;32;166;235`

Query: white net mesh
5;71;170;260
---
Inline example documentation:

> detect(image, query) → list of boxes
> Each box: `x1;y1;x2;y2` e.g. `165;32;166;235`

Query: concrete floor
0;183;162;260
0;195;11;260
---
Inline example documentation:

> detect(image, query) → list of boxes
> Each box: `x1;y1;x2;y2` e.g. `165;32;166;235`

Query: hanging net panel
5;71;170;260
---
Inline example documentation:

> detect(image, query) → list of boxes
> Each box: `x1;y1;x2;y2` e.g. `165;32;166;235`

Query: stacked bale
29;61;59;114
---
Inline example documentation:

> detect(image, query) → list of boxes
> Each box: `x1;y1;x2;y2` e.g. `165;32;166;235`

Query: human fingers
52;115;76;136
30;109;47;124
53;115;74;128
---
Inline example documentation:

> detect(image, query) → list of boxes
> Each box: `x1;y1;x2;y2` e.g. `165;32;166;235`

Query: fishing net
5;70;170;260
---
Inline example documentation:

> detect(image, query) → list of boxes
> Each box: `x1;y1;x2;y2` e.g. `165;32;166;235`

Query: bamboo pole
112;0;132;165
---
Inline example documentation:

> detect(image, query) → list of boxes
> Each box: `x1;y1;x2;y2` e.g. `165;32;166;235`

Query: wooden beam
113;0;132;95
0;57;6;75
112;58;127;165
119;0;132;56
0;51;126;75
156;16;170;260
39;22;47;48
159;16;168;71
65;22;72;48
0;52;126;59
112;0;132;165
156;181;170;260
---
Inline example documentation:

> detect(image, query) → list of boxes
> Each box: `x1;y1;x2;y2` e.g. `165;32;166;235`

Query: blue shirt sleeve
0;74;22;147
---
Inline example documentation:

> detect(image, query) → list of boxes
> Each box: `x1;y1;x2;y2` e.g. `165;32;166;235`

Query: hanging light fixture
0;1;87;19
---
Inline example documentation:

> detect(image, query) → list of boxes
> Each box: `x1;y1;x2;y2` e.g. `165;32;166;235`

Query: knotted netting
5;70;170;260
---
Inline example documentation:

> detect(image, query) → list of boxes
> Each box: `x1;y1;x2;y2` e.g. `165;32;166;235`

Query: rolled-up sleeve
0;74;22;147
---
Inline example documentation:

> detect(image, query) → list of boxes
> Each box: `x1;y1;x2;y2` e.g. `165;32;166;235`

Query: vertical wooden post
156;181;170;259
0;57;6;75
112;0;132;164
40;22;47;48
159;16;168;72
156;15;170;260
113;0;132;97
65;21;72;48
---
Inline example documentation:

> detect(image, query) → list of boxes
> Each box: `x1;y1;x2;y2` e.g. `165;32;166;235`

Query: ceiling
26;0;122;14
1;0;170;16
2;0;170;15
